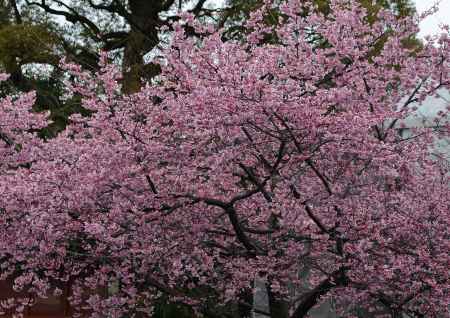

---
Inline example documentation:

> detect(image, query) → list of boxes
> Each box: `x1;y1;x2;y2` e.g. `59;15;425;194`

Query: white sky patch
413;0;450;38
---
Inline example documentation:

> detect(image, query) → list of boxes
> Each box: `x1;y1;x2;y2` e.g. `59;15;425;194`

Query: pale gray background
413;0;450;37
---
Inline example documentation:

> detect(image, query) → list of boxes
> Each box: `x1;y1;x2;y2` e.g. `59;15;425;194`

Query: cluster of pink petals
0;1;449;317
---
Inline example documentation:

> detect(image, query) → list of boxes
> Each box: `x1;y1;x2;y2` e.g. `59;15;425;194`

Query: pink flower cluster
0;1;449;317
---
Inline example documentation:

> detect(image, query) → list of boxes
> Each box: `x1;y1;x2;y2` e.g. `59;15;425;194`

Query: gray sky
413;0;450;37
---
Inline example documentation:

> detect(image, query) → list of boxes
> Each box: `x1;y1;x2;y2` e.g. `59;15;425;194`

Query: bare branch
304;203;330;235
238;163;272;203
11;0;22;24
290;268;348;318
305;158;333;195
145;175;158;194
25;0;101;36
191;0;207;16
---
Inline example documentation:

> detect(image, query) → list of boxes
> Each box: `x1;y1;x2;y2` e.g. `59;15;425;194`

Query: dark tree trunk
238;288;254;318
122;0;161;93
267;283;289;318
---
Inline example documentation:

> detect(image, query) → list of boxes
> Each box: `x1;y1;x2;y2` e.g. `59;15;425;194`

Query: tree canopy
0;0;449;318
0;0;421;140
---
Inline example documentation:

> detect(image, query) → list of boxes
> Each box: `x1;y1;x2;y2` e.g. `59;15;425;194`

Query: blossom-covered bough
0;1;449;317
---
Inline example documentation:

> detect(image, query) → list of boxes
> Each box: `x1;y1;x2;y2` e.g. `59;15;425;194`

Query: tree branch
25;0;101;36
191;0;207;16
303;203;330;235
305;158;333;195
178;194;261;254
238;163;272;203
290;269;347;318
11;0;22;24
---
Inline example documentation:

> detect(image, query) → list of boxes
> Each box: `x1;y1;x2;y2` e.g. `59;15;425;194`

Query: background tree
19;0;223;93
0;0;92;138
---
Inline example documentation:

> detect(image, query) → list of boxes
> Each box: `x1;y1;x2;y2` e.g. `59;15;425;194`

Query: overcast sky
413;0;450;37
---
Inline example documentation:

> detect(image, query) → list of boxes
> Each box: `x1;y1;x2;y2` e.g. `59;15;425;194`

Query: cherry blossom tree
0;0;449;317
